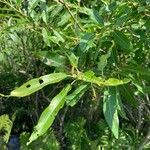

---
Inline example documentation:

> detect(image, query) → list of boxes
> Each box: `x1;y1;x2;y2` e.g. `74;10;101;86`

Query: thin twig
58;0;84;31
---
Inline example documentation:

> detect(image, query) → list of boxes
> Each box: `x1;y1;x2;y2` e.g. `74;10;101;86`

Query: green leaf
76;71;104;86
92;9;104;26
66;84;88;107
122;65;150;77
52;30;65;43
116;88;127;119
79;33;95;52
10;73;68;97
87;9;104;26
0;114;13;143
15;0;23;6
115;14;128;27
103;78;131;86
20;131;60;150
29;0;41;11
36;51;67;68
103;87;119;139
58;11;71;26
27;84;71;145
42;28;50;46
98;54;108;72
76;71;130;86
67;53;78;68
112;30;131;51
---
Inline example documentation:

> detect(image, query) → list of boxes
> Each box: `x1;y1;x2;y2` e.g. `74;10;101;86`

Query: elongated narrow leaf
67;53;78;68
42;28;50;46
53;30;65;43
29;0;41;11
66;84;88;107
27;84;71;145
92;9;104;26
103;87;119;138
103;78;131;86
87;9;104;26
116;88;127;119
36;51;67;68
113;30;131;51
10;73;68;97
58;11;71;26
76;71;130;86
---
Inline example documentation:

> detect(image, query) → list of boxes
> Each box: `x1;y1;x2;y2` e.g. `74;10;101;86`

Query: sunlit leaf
66;84;88;107
67;53;78;68
103;87;119;139
28;0;41;11
10;73;68;97
53;30;65;43
58;11;71;26
103;78;131;86
36;51;67;68
42;28;50;46
79;33;95;52
98;54;108;72
27;84;71;145
76;71;130;86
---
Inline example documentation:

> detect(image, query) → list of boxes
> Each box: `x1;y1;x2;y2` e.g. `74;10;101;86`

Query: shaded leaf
112;30;131;51
87;8;104;26
92;9;104;26
27;84;71;144
119;85;138;107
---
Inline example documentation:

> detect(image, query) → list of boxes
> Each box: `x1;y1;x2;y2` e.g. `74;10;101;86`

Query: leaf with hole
10;73;68;97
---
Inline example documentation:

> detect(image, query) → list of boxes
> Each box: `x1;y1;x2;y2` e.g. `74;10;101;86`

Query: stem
58;0;84;31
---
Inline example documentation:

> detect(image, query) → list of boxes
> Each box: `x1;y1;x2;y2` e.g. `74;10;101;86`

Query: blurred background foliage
0;0;150;149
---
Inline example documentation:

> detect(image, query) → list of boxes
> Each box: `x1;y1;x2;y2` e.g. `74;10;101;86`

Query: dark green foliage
0;0;150;149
